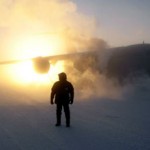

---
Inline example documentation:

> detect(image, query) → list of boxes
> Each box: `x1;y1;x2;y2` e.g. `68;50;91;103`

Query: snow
0;82;150;150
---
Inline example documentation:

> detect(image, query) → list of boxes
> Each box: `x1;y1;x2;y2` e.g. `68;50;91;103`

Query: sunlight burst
15;34;64;58
7;34;66;85
8;60;65;85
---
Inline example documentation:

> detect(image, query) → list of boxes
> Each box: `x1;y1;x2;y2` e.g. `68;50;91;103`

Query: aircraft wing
43;51;89;61
0;58;31;65
0;51;90;65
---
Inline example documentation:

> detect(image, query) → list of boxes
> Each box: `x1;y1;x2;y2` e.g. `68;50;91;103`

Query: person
50;72;74;127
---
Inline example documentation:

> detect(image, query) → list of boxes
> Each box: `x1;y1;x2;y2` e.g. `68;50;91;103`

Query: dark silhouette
105;44;150;83
50;72;74;127
70;43;150;84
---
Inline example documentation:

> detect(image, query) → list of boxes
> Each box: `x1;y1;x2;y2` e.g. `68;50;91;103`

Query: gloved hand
69;100;73;104
50;101;54;105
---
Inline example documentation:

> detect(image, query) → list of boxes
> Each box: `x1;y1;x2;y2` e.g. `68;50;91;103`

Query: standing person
50;72;74;127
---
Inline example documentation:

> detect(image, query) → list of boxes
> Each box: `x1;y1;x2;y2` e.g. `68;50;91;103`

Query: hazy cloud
0;0;111;100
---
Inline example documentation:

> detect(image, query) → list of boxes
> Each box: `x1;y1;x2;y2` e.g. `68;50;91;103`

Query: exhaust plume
0;0;107;59
0;0;115;101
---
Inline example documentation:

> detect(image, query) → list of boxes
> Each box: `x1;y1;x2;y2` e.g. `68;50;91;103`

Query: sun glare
8;60;65;85
6;34;66;85
14;34;64;59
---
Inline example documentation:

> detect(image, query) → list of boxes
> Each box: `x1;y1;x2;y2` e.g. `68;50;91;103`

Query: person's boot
66;124;70;127
55;123;61;126
66;119;70;127
55;115;61;126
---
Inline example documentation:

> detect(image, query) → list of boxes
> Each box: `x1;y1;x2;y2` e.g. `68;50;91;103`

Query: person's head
58;72;67;81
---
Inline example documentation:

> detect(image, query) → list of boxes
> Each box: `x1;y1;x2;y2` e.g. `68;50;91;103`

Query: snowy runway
0;87;150;150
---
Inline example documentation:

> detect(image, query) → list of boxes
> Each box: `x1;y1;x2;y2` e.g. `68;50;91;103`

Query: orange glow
4;34;66;85
7;60;65;85
14;34;64;58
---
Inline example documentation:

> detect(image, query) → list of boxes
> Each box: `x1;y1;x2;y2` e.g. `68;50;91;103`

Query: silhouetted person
50;72;74;127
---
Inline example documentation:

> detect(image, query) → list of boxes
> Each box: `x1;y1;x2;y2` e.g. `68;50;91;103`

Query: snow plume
1;0;144;103
63;47;121;100
0;0;107;59
68;67;121;100
67;57;150;101
120;76;150;101
0;0;119;102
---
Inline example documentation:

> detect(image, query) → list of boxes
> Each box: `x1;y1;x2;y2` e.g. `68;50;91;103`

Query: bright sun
9;60;65;85
7;34;65;85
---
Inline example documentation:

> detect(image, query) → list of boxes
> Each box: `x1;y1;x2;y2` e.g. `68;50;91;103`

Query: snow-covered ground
0;81;150;150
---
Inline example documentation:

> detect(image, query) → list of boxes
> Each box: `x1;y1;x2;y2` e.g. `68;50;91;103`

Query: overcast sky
72;0;150;47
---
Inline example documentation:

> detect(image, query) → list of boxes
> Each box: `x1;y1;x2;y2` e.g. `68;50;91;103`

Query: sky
0;0;150;60
0;0;104;60
0;0;150;85
72;0;150;46
0;0;107;84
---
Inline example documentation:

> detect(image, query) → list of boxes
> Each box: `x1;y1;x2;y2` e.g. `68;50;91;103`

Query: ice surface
0;82;150;150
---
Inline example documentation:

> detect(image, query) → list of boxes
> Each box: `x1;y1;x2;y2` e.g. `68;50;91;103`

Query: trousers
56;103;70;125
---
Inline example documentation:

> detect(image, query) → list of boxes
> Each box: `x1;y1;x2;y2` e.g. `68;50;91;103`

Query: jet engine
33;57;50;73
